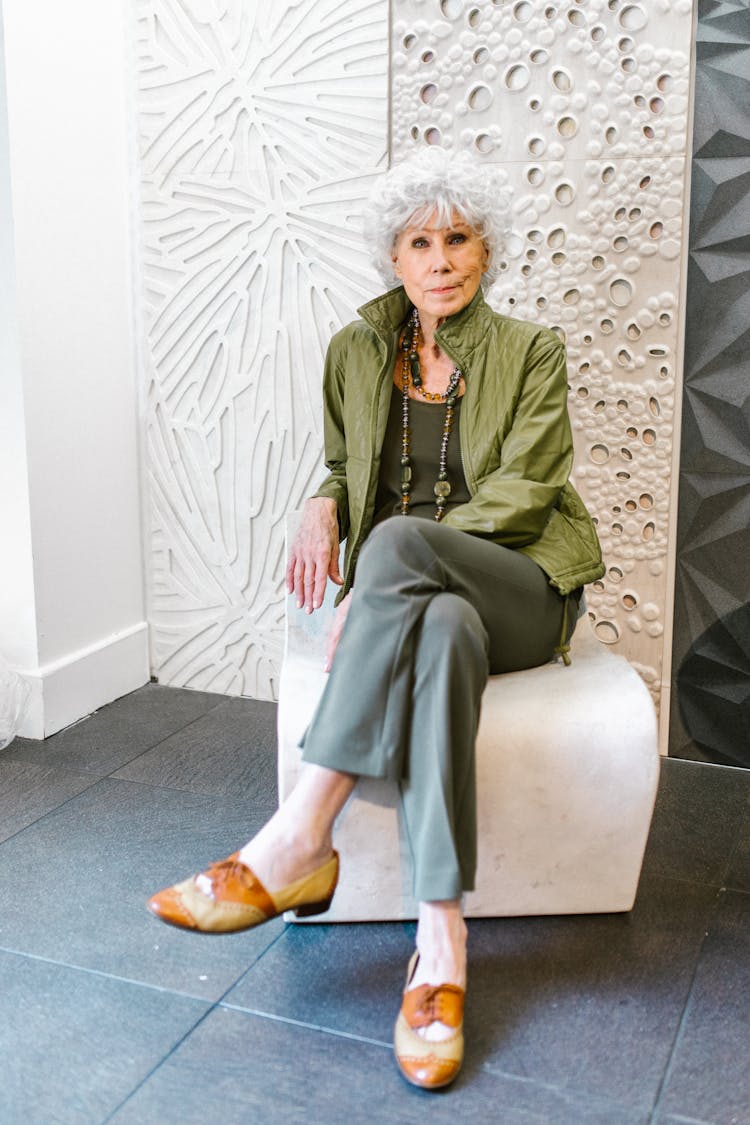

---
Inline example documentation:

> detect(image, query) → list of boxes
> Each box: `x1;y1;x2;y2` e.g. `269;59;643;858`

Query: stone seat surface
278;514;660;921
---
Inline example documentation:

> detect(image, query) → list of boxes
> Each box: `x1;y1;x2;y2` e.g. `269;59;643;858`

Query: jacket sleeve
311;337;350;541
441;333;573;546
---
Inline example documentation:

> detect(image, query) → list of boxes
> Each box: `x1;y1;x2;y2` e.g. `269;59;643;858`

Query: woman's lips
429;285;458;294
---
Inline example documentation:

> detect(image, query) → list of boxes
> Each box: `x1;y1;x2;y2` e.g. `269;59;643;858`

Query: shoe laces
197;855;256;900
403;983;464;1030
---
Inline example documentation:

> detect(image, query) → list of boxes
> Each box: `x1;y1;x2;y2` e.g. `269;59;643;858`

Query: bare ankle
411;900;467;992
236;814;334;893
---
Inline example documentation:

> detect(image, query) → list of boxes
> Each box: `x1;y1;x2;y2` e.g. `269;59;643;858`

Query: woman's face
391;209;489;324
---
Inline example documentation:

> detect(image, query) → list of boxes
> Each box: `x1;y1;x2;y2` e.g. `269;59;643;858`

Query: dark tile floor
1;684;749;1124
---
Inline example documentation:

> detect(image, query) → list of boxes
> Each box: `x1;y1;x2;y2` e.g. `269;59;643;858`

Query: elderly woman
148;148;604;1090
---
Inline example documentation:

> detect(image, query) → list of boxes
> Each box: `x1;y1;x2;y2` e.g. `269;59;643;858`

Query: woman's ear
391;253;402;279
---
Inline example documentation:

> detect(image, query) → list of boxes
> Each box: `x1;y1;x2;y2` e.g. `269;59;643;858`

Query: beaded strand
399;308;463;522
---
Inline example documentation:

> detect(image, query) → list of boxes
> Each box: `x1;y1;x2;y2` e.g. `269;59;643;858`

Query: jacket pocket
520;485;604;595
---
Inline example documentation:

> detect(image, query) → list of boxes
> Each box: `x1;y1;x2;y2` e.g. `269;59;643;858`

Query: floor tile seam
102;767;280;806
649;885;724;1121
141;686;230;718
0;750;99;782
644;869;733;893
2;759;114;781
650;1113;715;1124
478;1059;604;1096
102;929;303;1123
102;714;252;778
480;1058;650;1115
0;773;106;845
73;767;280;811
106;737;254;781
217;1001;392;1050
2;693;228;766
0;943;223;1003
102;998;225;1124
721;881;750;897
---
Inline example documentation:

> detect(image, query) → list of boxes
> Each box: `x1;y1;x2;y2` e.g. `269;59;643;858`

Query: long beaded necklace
399;307;463;522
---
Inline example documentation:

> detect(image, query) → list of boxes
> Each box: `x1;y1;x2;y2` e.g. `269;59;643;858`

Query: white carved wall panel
134;0;388;698
392;0;693;715
134;0;693;720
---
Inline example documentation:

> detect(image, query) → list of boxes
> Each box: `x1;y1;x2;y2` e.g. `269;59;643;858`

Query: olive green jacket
314;286;604;599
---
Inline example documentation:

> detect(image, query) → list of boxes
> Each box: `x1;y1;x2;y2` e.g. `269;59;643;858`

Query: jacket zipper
344;335;397;591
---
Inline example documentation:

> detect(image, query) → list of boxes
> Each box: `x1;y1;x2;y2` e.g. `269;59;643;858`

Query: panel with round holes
392;0;693;716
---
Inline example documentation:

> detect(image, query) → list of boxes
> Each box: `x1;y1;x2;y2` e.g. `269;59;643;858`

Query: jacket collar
357;286;495;367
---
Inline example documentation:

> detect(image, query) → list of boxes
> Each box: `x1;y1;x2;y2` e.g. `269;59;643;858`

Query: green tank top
373;384;471;526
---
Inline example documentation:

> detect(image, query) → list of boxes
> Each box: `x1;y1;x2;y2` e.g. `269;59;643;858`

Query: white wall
0;0;148;737
0;1;38;676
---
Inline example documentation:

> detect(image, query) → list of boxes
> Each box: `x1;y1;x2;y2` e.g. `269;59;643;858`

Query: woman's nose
429;245;450;271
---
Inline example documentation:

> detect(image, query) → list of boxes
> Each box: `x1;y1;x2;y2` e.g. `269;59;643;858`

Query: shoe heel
293;895;334;918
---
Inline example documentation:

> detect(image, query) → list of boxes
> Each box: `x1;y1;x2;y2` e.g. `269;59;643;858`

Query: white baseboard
17;622;150;739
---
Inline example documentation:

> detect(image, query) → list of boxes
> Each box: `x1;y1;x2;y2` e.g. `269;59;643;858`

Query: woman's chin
418;292;470;319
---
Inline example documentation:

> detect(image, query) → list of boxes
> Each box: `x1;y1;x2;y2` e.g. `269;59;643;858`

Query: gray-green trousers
301;517;575;902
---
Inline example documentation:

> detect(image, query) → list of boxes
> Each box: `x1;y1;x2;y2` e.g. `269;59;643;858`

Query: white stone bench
277;512;659;920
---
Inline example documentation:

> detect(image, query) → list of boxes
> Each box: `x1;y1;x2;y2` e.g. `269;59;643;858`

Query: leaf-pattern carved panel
134;0;388;697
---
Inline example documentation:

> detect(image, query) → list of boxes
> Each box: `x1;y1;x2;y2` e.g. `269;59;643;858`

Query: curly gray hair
363;147;512;290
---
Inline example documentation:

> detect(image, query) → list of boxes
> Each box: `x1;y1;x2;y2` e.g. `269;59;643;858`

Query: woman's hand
286;496;343;614
324;592;353;672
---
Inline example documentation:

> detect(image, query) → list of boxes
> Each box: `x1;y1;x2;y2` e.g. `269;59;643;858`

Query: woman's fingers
285;549;298;595
291;553;306;609
287;497;341;613
292;556;316;613
328;552;343;587
290;547;331;613
312;560;330;611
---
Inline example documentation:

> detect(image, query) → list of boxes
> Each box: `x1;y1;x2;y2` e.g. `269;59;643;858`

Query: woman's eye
412;238;428;248
449;233;467;244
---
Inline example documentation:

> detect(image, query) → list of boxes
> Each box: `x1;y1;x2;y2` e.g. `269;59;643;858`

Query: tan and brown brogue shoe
394;955;465;1090
147;850;339;934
